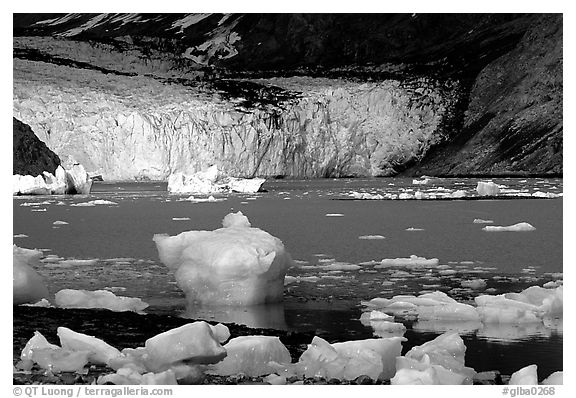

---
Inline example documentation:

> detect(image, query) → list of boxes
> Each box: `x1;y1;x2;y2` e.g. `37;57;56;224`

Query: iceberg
57;327;121;366
13;245;50;305
509;364;538;385
482;222;536;232
153;211;294;305
143;321;227;372
286;335;404;381
13;164;93;196
474;285;562;323
362;291;480;322
167;165;265;194
54;289;149;312
391;332;475;385
476;181;500;196
211;336;292;377
97;368;178;385
541;371;563;385
19;331;91;373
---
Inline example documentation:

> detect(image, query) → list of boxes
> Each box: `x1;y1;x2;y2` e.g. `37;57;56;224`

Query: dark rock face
13;117;60;176
406;14;562;176
12;13;563;177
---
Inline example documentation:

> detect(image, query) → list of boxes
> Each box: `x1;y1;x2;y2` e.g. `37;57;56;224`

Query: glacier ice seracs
153;211;294;305
13;245;50;305
167;165;265;194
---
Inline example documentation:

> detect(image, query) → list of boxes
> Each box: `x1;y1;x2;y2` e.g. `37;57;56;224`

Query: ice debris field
13;177;563;385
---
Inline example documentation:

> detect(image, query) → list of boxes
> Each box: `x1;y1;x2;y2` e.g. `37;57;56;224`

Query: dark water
13;177;563;379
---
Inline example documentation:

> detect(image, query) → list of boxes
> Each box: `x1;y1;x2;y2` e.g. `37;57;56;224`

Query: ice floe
482;222;536;232
153;211;294;305
55;289;149;312
70;199;118;207
167;165;265;194
473;218;494;224
376;255;440;269
358;235;386;240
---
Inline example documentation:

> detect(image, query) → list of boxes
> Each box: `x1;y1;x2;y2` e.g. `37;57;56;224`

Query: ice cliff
13;14;562;179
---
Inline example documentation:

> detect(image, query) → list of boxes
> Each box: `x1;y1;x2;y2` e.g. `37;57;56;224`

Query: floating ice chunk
179;195;225;203
349;191;385;200
360;310;394;321
413;178;431;185
358;235;386;240
55;289;149;312
57;259;98;266
211;336;291;377
21;331;59;362
405;227;425;231
483;222;536;232
98;368;178;385
53;220;68;225
541;371;563;385
474;286;562;323
460;279;487;290
392;332;475;385
473;219;494;224
22;298;52;307
532;191;561;198
290;335;404;381
153;211;294;305
318;262;361;271
31;347;91;373
13;245;50;305
476;181;500;196
376;255;440;268
57;327;121;365
65;163;93;194
167;165;265;194
325;213;344;217
451;190;467;198
20;331;91;373
172;217;191;221
71;199;117;207
144;322;227;372
264;373;287;385
13;234;28;238
509;364;538;385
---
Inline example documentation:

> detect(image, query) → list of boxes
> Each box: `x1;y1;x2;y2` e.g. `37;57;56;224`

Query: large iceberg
167;165;265;194
13;163;93;196
153;211;294;305
13;245;50;305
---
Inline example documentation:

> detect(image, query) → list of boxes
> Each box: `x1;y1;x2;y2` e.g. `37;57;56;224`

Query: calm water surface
13;177;563;379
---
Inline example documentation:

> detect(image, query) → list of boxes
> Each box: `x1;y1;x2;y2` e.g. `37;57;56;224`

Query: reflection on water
183;302;287;330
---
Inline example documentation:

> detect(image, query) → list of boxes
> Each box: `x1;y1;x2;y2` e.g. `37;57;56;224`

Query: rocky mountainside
13;13;562;180
13;117;61;176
